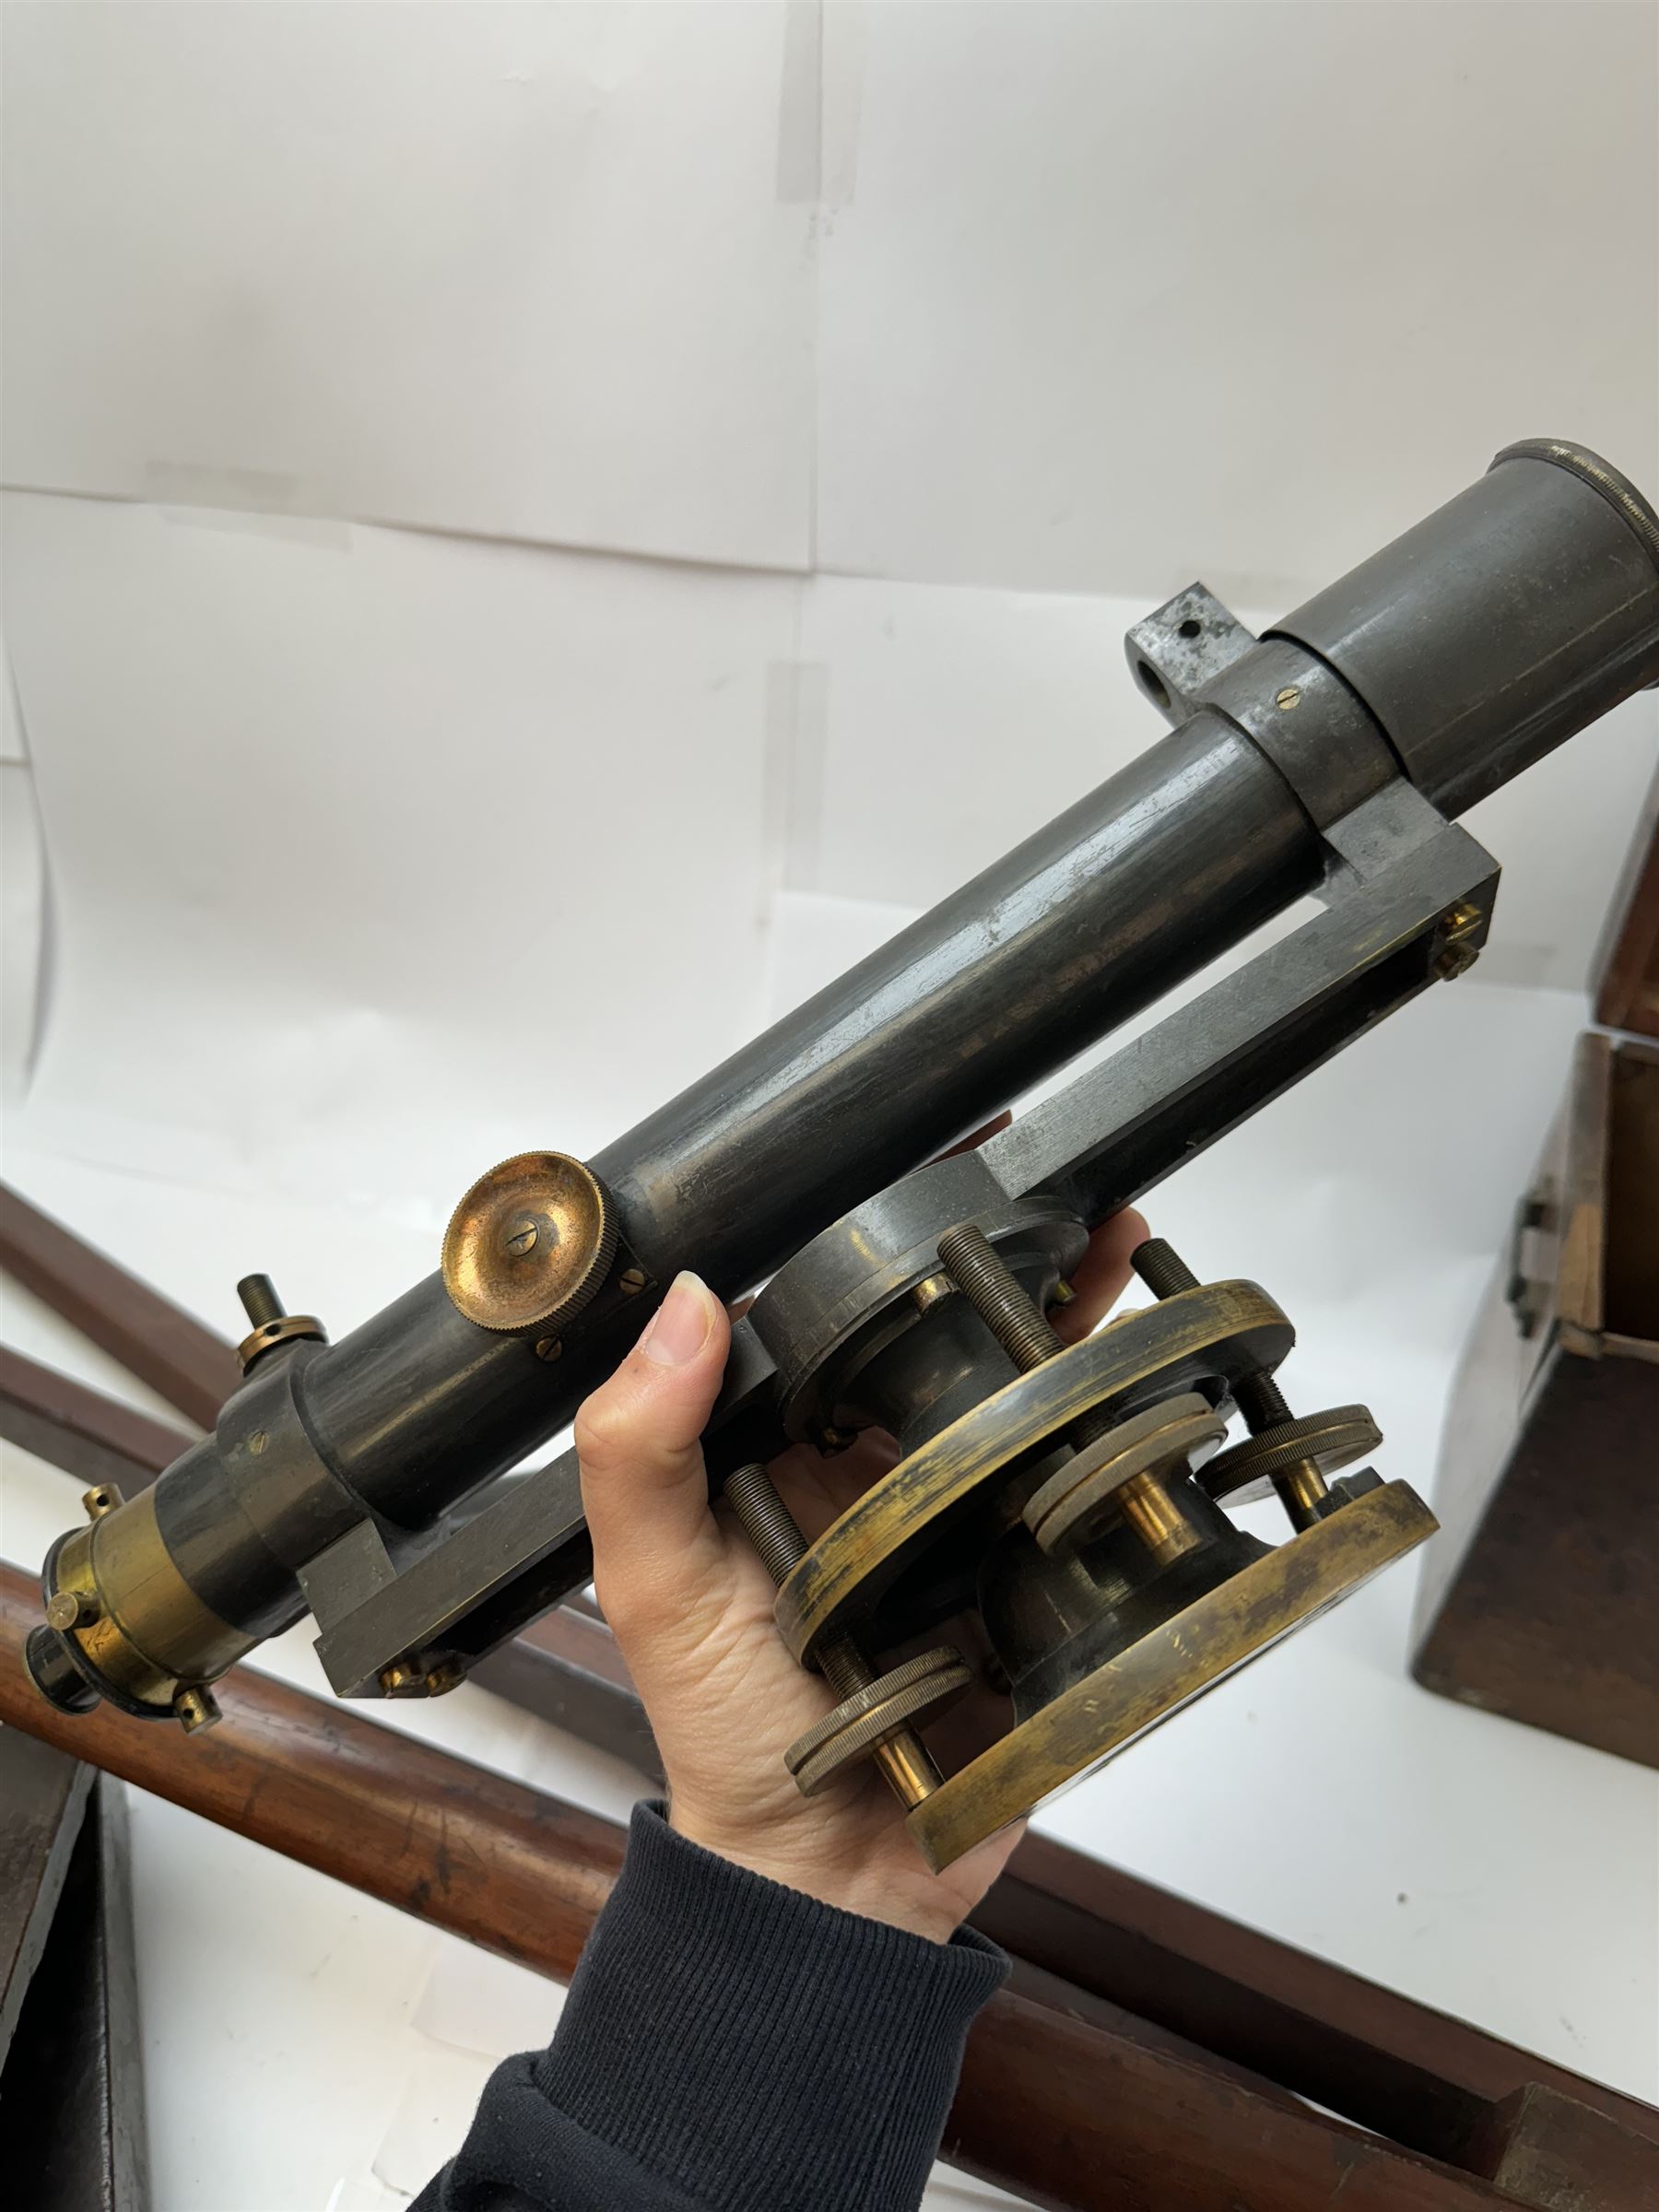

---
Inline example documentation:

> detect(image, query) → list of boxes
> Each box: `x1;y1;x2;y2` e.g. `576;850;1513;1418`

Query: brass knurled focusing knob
442;1151;618;1337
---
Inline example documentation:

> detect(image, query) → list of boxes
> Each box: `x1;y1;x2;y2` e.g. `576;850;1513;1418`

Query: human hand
574;1207;1147;1944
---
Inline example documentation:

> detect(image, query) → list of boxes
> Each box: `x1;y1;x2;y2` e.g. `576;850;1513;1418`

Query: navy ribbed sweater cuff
533;1800;1006;2210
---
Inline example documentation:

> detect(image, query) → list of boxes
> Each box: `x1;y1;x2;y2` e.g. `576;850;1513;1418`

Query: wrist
667;1801;960;1945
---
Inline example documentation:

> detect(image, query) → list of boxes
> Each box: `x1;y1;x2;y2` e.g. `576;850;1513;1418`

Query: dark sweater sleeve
413;1800;1007;2212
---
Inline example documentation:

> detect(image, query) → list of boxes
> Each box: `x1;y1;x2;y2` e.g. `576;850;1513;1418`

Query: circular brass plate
785;1646;971;1796
1024;1391;1225;1555
775;1281;1292;1664
1198;1403;1381;1507
442;1151;617;1336
905;1479;1437;1872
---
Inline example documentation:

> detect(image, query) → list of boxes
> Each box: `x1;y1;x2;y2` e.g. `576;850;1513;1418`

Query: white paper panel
2;2;815;570
818;0;1659;600
2;491;794;1207
798;573;1659;993
0;755;47;1106
1;653;30;761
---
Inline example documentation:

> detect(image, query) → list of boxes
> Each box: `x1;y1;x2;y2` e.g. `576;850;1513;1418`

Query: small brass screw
503;1221;538;1257
45;1589;98;1632
82;1485;122;1520
1276;686;1302;712
619;1266;647;1296
379;1657;424;1696
535;1335;562;1362
173;1685;221;1735
249;1430;269;1456
1434;901;1484;982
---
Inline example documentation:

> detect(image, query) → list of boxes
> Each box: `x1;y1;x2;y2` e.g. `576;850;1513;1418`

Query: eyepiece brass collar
442;1150;618;1337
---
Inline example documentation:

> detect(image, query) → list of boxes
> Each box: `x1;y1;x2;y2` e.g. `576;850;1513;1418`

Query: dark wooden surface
1594;768;1659;1040
1466;2084;1659;2211
0;1725;92;2064
0;1564;624;1988
976;1833;1659;2164
0;1182;239;1430
9;1355;1657;2167
8;1196;1658;2196
0;1343;195;1497
470;1604;665;1781
1414;1039;1659;1772
0;1777;150;2212
0;1562;1554;2212
948;1985;1538;2212
1415;1341;1659;1768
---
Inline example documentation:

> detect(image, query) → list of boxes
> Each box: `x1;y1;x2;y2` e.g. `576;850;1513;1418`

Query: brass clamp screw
173;1684;221;1735
378;1653;466;1700
235;1273;327;1375
1433;902;1484;982
1131;1239;1343;1532
44;1588;100;1631
937;1224;1202;1566
724;1465;947;1810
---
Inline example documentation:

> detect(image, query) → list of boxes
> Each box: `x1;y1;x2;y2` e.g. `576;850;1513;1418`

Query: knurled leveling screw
724;1464;943;1810
1130;1238;1327;1527
936;1223;1201;1564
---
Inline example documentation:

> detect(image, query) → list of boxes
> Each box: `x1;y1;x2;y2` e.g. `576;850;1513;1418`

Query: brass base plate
903;1479;1437;1873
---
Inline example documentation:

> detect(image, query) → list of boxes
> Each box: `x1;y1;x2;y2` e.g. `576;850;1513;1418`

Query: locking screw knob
1131;1238;1328;1528
941;1225;1202;1565
724;1464;946;1809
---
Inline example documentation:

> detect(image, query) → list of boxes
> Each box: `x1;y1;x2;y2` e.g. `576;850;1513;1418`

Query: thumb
573;1271;731;1616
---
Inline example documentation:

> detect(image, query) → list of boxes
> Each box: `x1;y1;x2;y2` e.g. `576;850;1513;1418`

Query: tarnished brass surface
776;1282;1293;1664
235;1312;326;1375
784;1645;971;1799
45;1489;255;1718
1024;1392;1226;1556
1199;1404;1382;1508
442;1152;618;1337
906;1479;1437;1872
1115;1468;1205;1568
867;1731;944;1811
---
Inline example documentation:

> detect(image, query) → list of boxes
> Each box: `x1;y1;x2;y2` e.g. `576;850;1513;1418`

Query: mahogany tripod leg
0;1559;1561;2212
5;1196;1656;2201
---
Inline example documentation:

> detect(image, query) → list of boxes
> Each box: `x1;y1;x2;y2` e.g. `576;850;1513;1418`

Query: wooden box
1411;797;1659;1768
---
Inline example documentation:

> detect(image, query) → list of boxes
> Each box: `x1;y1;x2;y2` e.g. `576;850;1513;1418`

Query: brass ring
785;1647;971;1797
1198;1404;1381;1507
237;1313;326;1374
1023;1392;1226;1555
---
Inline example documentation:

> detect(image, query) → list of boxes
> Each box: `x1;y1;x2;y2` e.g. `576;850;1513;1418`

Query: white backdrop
2;6;1657;2209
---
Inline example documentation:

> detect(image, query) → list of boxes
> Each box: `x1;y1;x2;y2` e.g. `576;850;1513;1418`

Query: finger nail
639;1272;714;1368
